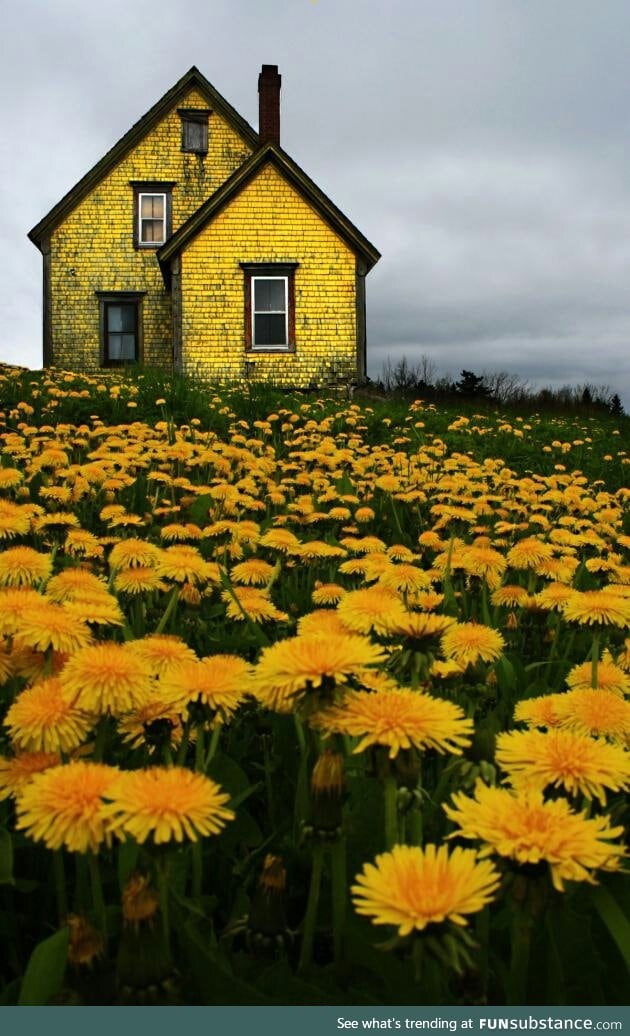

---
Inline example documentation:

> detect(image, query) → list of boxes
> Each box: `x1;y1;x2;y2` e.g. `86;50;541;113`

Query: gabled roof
158;142;381;272
28;67;259;250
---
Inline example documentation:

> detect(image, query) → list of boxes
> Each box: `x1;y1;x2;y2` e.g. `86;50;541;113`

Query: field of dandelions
0;364;628;1006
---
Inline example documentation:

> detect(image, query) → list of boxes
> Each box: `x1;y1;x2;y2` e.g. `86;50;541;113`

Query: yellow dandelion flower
561;590;630;628
60;643;151;715
513;694;564;729
254;633;387;713
0;547;53;588
5;677;93;753
382;611;456;641
108;538;162;570
495;729;630;804
444;782;625;891
379;564;433;594
555;689;630;742
355;507;375;523
0;588;47;637
440;623;505;666
507;537;555;571
63;591;125;627
459;546;507;590
103;766;234;844
222;586;288;623
230;559;275;586
337;587;407;635
160;523;203;543
45;568;107;602
311;583;347;606
0;500;32;539
117;699;187;750
407;591;445;612
297;610;351;637
535;583;576;612
64;529;103;559
15;761;118;853
430;659;467;680
0;751;60;800
126;634;197;677
566;659;629;697
13;600;93;654
314;687;473;758
113;566;167;595
156;545;208;584
160;654;252;720
352;843;500;936
0;642;14;685
258;528;303;554
0;468;23;489
491;585;531;608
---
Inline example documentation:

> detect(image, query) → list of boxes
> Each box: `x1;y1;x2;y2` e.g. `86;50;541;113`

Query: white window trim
251;275;289;350
138;192;167;247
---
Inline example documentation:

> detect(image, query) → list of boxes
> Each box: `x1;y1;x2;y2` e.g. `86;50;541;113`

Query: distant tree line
374;356;625;416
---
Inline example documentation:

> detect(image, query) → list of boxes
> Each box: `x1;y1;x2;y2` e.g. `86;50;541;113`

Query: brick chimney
258;64;281;146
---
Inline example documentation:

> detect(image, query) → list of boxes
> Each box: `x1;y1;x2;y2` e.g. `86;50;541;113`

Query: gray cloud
2;0;630;405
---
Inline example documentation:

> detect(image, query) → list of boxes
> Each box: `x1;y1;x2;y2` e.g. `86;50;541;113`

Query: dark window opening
105;302;137;364
179;108;211;154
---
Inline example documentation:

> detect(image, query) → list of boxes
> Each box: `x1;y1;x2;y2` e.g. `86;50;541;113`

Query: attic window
178;108;211;154
130;182;175;249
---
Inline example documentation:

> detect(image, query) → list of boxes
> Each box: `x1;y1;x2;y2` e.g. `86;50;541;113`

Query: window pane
120;334;136;360
108;334;122;360
254;313;286;346
141;195;163;218
108;306;123;333
141;219;164;242
107;304;135;332
254;279;285;313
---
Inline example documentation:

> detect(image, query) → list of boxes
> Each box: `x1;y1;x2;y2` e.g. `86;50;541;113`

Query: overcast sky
3;0;630;404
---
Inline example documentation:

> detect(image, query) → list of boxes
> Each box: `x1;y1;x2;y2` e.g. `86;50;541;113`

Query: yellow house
28;65;380;388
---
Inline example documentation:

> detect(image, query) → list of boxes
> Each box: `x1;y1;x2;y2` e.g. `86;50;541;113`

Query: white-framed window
138;192;166;245
251;276;288;349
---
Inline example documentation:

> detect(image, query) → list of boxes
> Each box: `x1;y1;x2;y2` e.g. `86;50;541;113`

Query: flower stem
590;632;600;689
156;857;171;952
88;852;107;942
509;902;532;1005
331;838;347;967
176;719;191;765
92;718;108;763
155;586;178;635
53;849;67;924
204;725;221;769
194;726;205;772
383;775;399;850
191;840;203;900
298;842;324;974
293;715;309;841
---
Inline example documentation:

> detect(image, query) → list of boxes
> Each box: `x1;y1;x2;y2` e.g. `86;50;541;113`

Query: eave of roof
157;141;381;272
28;66;259;250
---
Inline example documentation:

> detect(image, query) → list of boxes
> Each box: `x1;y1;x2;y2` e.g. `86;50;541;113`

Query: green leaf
592;885;630;971
335;472;355;496
186;493;215;526
495;654;516;693
0;829;14;885
18;926;69;1005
